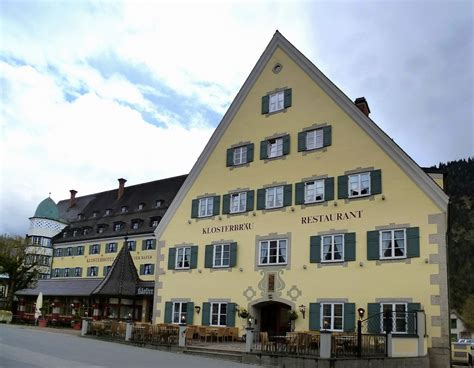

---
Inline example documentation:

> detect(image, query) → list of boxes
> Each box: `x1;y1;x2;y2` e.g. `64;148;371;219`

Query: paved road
0;324;251;368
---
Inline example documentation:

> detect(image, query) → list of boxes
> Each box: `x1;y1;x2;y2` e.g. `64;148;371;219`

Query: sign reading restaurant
301;210;363;224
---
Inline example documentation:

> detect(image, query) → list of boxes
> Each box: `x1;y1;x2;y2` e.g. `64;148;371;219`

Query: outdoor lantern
358;307;365;320
180;314;186;324
194;305;201;314
247;316;253;328
299;304;306;319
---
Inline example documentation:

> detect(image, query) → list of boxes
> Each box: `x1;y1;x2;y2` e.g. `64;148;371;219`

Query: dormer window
131;221;140;230
77;213;84;220
155;200;163;208
113;222;123;232
62;232;67;238
83;227;91;235
121;206;128;213
138;203;145;210
105;209;112;216
92;211;99;218
72;229;78;237
97;225;106;234
150;217;160;227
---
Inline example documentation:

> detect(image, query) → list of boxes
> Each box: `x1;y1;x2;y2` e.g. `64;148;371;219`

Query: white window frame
138;203;144;210
32;236;41;245
89;267;98;277
379;229;406;259
143;264;153;275
91;244;99;254
304;180;325;203
74;267;81;277
113;223;122;231
306;129;324;150
76;246;84;255
380;303;408;334
258;239;287;265
145;239;155;250
172;302;187;324
151;219;159;227
66;247;73;256
53;269;60;277
121;206;128;213
230;192;247;213
233;146;248;165
127;241;136;251
269;91;284;113
348;172;371;198
198;197;214;218
175;247;191;269
213;244;231;268
321;303;344;332
210;302;228;327
321;234;345;263
267;138;283;158
131;222;140;230
265;186;284;209
107;243;117;253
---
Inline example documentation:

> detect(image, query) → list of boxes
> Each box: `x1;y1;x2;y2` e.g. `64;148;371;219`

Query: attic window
272;63;282;74
72;229;78;237
77;213;84;220
121;206;128;213
83;228;91;235
131;221;141;230
62;232;67;238
92;211;99;218
138;203;145;210
155;200;163;208
113;222;123;232
105;209;112;216
97;225;105;234
150;217;161;227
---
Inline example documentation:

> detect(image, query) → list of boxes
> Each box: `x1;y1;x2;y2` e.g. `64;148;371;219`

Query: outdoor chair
185;326;196;344
259;332;275;352
216;327;226;342
198;326;212;342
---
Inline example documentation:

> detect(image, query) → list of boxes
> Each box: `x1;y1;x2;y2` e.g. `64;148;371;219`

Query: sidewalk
5;323;81;336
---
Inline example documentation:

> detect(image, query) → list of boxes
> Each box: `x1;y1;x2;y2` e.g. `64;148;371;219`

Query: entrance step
183;346;244;363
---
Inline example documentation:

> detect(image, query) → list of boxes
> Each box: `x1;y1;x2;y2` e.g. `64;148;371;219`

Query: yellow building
153;32;449;366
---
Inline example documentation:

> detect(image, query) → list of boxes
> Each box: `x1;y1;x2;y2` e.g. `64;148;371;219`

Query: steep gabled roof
155;31;448;240
92;242;140;297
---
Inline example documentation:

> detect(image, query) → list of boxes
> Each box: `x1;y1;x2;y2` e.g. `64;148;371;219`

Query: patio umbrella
34;292;43;322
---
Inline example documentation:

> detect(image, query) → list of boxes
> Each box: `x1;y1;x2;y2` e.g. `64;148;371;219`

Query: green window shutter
191;199;199;218
325;177;334;201
79;268;82;277
229;242;237;267
247;143;254;162
190;246;198;269
407;303;421;335
226;303;236;327
141;240;146;251
283;184;292;207
222;194;230;215
151;265;155;274
86;267;90;277
260;140;268;160
202;303;210;326
297;131;306;152
284;88;292;108
367;231;380;260
168;248;176;270
139;265;144;275
343;303;356;332
213;196;220;216
261;95;269;114
322;126;332;147
98;244;101;253
204;244;213;268
295;182;305;205
337;175;348;199
164;302;173;324
309;303;320;331
344;233;356;262
88;245;92;254
226;148;234;167
371;169;382;195
310;236;321;263
246;190;254;212
257;189;266;210
282;135;290;155
367;303;381;333
151;240;156;249
187;302;194;325
406;227;420;258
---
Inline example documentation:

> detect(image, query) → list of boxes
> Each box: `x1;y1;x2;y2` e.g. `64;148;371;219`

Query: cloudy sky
1;0;472;235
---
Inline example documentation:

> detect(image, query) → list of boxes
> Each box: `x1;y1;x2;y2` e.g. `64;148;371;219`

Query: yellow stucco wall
154;46;447;348
392;337;419;357
52;235;156;280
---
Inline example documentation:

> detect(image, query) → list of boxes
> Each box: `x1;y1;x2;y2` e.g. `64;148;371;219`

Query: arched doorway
254;301;291;336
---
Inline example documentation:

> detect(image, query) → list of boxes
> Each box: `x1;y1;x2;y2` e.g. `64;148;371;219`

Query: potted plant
238;308;249;319
38;316;47;328
71;319;81;330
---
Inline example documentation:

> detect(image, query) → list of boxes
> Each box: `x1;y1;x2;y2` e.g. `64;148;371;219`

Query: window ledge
209;267;233;273
375;258;411;266
262;206;287;214
171;269;193;274
300;200;329;209
344;194;375;203
301;146;328;156
263;155;287;164
228;162;251;171
264;107;288;117
193;215;218;222
317;262;348;268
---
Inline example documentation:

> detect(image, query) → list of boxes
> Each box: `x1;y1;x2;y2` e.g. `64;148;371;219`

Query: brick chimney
118;178;127;200
354;97;371;117
69;190;77;208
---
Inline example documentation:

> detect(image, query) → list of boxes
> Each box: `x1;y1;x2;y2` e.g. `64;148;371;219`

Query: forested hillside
434;158;473;328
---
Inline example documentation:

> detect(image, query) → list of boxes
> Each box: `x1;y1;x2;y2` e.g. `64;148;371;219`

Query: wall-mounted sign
136;287;154;296
301;210;363;225
87;256;115;263
202;222;254;235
